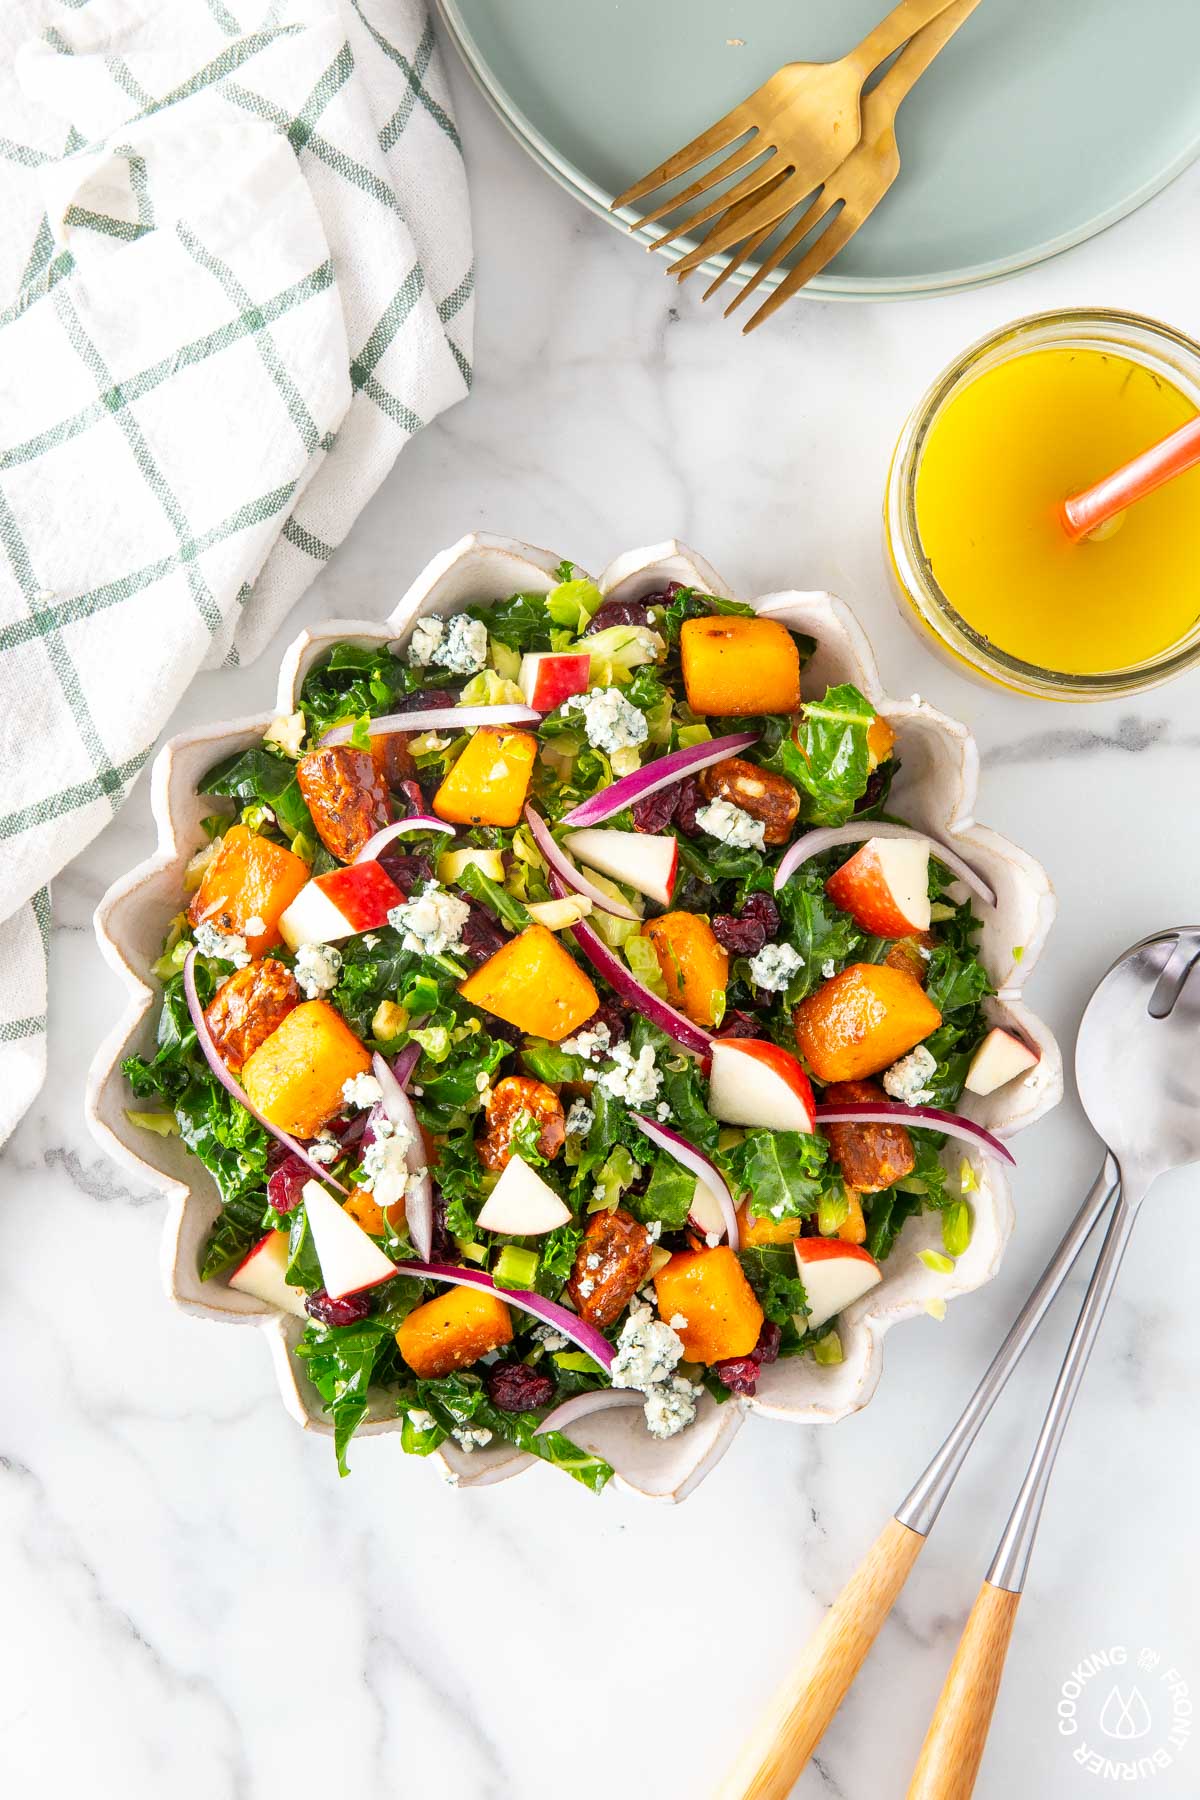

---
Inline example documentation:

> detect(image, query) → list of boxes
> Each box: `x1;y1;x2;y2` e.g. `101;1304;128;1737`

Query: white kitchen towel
0;0;473;1143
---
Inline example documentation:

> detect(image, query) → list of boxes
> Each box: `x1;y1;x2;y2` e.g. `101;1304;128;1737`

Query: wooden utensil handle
907;1581;1021;1800
852;0;966;73
714;1517;925;1800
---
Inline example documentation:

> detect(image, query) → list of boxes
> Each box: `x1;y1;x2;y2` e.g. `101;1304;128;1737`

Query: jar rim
887;307;1200;700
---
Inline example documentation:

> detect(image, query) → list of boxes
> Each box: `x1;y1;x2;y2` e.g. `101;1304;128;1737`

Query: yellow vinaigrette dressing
914;347;1200;675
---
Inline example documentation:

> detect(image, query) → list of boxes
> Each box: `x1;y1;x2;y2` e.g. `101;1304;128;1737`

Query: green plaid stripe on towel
0;0;473;1142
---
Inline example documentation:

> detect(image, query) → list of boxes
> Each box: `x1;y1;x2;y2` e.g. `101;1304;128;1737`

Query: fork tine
724;193;830;315
696;187;786;297
668;172;804;274
743;207;859;332
632;135;768;232
611;102;756;211
667;169;789;290
646;158;784;254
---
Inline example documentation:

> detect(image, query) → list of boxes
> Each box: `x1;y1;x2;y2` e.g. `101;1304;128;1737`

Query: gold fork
610;0;965;262
690;0;983;329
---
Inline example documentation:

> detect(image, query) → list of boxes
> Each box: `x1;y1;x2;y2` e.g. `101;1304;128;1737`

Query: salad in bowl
96;537;1059;1497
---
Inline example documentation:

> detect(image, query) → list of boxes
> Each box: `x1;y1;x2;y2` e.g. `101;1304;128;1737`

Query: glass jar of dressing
885;308;1200;700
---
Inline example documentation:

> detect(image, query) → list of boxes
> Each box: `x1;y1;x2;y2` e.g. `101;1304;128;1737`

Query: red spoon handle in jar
1061;412;1200;542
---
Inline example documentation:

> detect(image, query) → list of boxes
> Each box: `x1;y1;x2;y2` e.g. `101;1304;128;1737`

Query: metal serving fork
610;0;966;262
679;0;982;330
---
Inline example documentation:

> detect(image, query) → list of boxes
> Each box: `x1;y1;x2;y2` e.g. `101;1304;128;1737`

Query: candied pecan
486;1362;556;1413
567;1209;652;1329
883;933;937;985
822;1079;915;1192
371;732;418;793
204;958;299;1073
477;1076;566;1172
698;757;799;846
297;745;392;862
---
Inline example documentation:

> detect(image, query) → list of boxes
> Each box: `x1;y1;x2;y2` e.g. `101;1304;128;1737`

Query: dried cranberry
742;892;780;938
631;785;678;834
715;1008;759;1040
712;1355;760;1396
397;688;456;714
587;599;652;634
588;998;629;1044
429;1191;456;1264
305;1289;373;1327
752;1321;783;1366
460;901;508;966
712;914;768;956
486;1362;556;1413
378;848;433;894
267;1154;309;1214
674;776;703;837
637;582;687;608
855;766;889;814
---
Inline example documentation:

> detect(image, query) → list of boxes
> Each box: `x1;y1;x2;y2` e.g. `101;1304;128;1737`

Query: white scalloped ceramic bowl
87;536;1062;1501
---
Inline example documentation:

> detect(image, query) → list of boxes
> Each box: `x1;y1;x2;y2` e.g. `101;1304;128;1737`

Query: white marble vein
3;35;1200;1800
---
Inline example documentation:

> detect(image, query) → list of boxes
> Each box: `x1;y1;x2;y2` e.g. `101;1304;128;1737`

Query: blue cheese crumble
193;921;251;968
565;1098;594;1137
748;941;803;992
568;686;648;754
387;881;470;957
294;941;342;998
595;1040;662;1108
341;1072;383;1111
408;613;488;675
360;1117;422;1208
883;1044;938;1105
561;1021;611;1061
695;797;766;851
642;1376;699;1440
610;1304;698;1439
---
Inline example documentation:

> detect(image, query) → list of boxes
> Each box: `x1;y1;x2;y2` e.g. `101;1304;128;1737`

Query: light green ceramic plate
437;0;1200;300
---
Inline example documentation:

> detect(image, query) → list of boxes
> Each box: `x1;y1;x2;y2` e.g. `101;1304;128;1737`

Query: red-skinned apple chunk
825;837;931;938
794;1238;882;1332
965;1026;1039;1095
280;861;404;950
519;651;590;711
707;1037;815;1132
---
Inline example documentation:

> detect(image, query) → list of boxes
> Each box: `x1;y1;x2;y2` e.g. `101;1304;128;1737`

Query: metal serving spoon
716;929;1196;1800
907;927;1200;1797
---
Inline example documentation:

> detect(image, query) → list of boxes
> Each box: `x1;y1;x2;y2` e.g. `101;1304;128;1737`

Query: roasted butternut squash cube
680;615;801;717
396;1283;513;1378
458;923;598;1042
655;1246;764;1365
867;713;896;770
188;824;309;954
794;963;942;1083
241;999;370;1138
644;911;728;1027
736;1200;803;1249
838;1190;867;1245
434;728;538;827
342;1189;407;1237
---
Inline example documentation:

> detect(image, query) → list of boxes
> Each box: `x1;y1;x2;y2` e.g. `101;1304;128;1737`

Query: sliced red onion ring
561;730;759;828
524;805;639;920
631;1113;739;1249
550;875;712;1056
354;817;454;862
402;1263;614;1369
322;704;540;746
774;823;996;907
534;1389;643;1438
814;1101;1015;1165
182;948;347;1193
370;1052;433;1260
391;1042;421;1089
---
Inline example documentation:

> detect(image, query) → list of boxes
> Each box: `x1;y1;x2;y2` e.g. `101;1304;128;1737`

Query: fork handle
849;0;968;74
713;1518;926;1800
872;0;984;109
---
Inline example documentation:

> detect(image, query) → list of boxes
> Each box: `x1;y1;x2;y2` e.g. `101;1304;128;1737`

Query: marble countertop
5;37;1200;1800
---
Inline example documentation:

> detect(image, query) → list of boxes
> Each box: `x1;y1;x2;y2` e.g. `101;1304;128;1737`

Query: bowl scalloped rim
87;533;1062;1501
